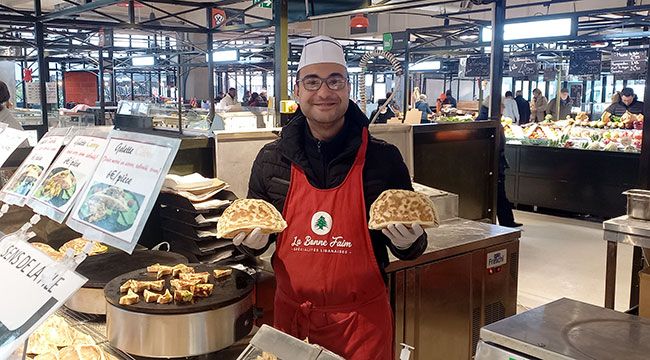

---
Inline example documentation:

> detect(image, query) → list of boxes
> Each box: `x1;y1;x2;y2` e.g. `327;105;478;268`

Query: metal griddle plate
104;264;254;315
76;250;188;288
480;298;650;360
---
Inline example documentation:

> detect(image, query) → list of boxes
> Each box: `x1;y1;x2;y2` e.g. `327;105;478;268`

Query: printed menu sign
0;126;29;168
0;128;69;206
66;130;180;253
26;129;109;223
0;237;86;359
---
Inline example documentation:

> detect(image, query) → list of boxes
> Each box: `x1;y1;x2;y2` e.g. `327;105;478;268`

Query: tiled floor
513;210;634;312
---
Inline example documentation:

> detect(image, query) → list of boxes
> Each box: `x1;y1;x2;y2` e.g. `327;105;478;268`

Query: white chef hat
297;36;346;72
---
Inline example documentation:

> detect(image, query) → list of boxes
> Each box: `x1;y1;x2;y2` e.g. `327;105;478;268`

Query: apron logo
311;211;332;235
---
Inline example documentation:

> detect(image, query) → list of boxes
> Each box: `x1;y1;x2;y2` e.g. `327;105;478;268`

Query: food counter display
501;113;642;218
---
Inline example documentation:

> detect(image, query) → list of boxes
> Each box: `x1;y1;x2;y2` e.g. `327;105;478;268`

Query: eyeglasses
297;75;348;91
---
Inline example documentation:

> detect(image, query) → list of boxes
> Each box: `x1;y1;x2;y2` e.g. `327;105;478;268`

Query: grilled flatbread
368;190;439;230
172;263;195;277
170;278;200;291
31;242;64;261
174;289;194;303
193;283;214;297
143;289;162;303
179;272;210;284
213;268;232;280
59;238;108;256
58;345;106;360
157;289;173;304
216;199;287;239
119;289;140;305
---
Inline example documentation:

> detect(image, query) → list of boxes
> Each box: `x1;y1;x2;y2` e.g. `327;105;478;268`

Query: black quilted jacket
244;100;427;279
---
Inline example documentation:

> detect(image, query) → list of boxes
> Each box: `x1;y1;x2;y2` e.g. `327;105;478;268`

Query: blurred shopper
530;88;548;122
502;91;520;123
219;87;238;108
547;88;572;120
243;90;251;104
442;89;457;108
259;90;268;106
605;87;644;116
369;98;396;124
515;90;531;124
497;124;521;228
415;94;433;123
435;92;447;113
0;80;23;130
386;91;399;113
248;92;262;107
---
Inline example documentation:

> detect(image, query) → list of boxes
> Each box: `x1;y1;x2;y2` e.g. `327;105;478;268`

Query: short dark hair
386;92;392;98
0;80;9;103
505;91;513;97
445;90;452;96
621;87;635;97
228;87;236;92
377;98;387;106
560;88;569;93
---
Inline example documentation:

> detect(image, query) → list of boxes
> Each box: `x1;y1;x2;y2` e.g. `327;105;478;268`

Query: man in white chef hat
236;36;427;360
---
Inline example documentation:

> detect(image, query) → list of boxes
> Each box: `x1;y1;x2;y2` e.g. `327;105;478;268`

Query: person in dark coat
369;98;396;124
442;89;457;108
547;88;572;120
497;125;521;227
514;90;531;124
605;87;644;116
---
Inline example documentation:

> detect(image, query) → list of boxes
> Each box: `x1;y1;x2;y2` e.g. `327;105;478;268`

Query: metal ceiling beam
217;20;273;32
41;0;120;21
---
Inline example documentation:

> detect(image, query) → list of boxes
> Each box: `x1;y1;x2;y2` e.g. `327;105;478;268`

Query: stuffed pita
216;199;287;239
59;238;108;256
368;189;439;230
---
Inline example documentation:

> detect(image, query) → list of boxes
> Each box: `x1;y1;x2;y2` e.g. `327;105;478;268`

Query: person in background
415;94;433;123
369;98;396;124
547;88;572;120
243;90;251;104
0;81;23;130
435;92;447;113
216;92;225;102
259;90;268;105
605;87;644;116
219;87;238;108
248;92;261;107
502;91;520;123
530;88;548;122
476;96;490;121
443;89;457;108
515;90;531;124
497;124;521;228
386;91;399;113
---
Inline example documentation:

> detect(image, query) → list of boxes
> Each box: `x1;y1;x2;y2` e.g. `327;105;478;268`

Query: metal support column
177;59;183;134
403;32;410;114
34;0;48;138
488;0;505;120
98;49;106;125
130;73;134;100
206;6;215;123
488;0;506;224
639;45;650;189
273;0;288;124
61;62;67;108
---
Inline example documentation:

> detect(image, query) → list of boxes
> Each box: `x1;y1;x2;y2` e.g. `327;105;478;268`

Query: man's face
560;92;569;101
295;63;350;126
622;94;634;106
228;89;236;99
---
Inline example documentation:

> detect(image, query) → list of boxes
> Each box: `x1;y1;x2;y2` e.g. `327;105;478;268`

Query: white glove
232;228;270;250
382;223;424;250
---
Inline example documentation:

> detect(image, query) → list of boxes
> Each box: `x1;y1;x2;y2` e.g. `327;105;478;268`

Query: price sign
611;50;647;79
465;56;490;78
25;82;57;105
509;56;538;79
66;130;180;254
569;51;601;76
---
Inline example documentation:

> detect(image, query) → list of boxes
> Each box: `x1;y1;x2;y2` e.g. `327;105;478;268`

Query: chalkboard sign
465;56;490;77
611;50;647;78
508;56;538;79
569;51;601;76
544;67;558;81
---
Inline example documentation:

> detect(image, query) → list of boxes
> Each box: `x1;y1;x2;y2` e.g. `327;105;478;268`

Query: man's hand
382;224;424;250
232;228;269;250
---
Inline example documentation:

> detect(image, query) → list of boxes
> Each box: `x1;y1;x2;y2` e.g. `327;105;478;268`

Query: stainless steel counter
602;215;650;309
386;218;520;273
479;298;650;360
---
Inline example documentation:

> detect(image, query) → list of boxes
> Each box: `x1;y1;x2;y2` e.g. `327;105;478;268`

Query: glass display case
214;106;271;131
502;111;643;153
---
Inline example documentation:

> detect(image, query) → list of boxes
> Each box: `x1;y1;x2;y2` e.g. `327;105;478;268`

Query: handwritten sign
66;130;180;253
0;128;69;206
27;129;109;223
509;56;538;79
0;237;86;359
0;126;29;168
465;56;490;77
611;50;647;79
569;51;601;76
25;82;57;105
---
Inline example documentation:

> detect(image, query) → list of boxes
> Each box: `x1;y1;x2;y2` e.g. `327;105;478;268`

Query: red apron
273;129;393;360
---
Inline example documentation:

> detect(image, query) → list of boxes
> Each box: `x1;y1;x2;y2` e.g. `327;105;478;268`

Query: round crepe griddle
104;264;254;315
76;250;188;288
